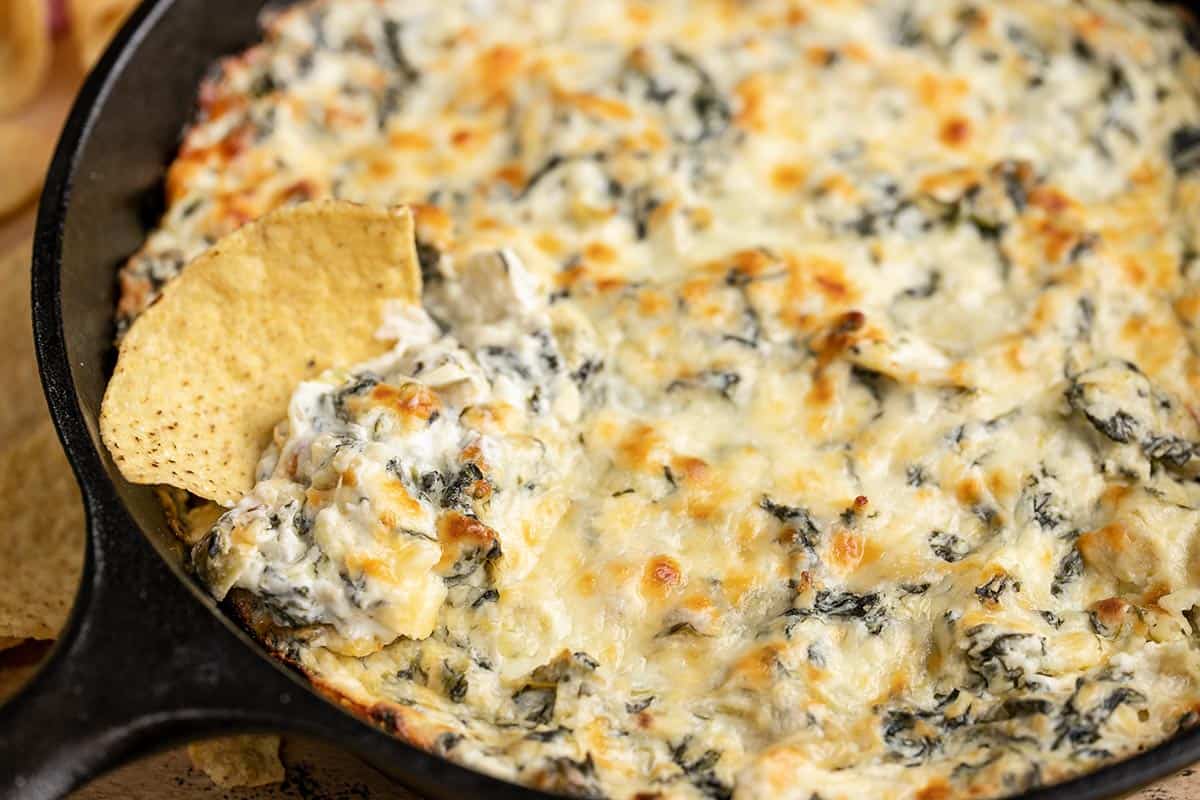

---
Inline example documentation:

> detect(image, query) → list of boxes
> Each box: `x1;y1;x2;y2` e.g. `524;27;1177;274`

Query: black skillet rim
28;0;1200;798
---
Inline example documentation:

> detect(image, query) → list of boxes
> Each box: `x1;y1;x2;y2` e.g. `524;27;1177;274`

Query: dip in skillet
104;1;1200;797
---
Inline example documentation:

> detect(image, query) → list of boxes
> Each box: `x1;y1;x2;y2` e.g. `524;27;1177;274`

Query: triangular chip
100;201;421;505
187;734;284;788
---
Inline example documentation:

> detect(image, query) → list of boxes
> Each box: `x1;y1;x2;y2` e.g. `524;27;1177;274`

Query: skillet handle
0;499;320;799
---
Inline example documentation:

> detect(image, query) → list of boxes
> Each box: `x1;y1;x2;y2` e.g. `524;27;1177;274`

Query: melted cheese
124;0;1200;797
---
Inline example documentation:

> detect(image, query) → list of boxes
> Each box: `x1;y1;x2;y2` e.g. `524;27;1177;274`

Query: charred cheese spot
830;529;865;573
938;116;971;148
436;511;501;574
358;382;441;423
642;555;684;601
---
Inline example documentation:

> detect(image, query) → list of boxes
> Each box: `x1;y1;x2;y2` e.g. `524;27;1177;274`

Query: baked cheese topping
124;1;1200;797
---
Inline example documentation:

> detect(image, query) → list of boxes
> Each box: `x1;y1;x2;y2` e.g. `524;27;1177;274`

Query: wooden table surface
4;27;1200;800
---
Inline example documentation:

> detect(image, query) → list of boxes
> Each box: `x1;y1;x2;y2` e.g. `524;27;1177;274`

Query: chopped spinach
670;738;732;800
929;530;970;563
882;710;939;763
537;754;604;799
667;369;741;400
441;463;488;514
666;47;732;145
512;684;557;725
381;19;420;84
472;588;500;608
899;270;942;299
525;726;571;742
1053;682;1146;752
1171;126;1200;174
626;696;655;714
759;495;821;559
512;652;599;727
1051;546;1083;596
964;625;1045;690
415;239;443;285
332;372;381;417
435;732;463;753
975;573;1020;604
442;661;469;703
1067;361;1199;468
800;589;888;635
570;358;605;387
906;464;931;487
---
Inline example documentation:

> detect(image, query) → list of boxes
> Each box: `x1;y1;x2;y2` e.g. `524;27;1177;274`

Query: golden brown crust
222;589;444;754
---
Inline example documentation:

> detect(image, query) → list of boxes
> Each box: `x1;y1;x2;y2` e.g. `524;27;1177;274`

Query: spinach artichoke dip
115;0;1200;797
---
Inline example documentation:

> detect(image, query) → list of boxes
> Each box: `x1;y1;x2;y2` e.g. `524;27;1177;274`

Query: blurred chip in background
0;1;284;789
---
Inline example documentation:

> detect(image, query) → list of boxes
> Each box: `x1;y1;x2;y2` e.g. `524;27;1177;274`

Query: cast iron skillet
5;0;1200;797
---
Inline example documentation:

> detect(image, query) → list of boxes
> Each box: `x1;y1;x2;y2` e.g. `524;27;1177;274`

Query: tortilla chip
100;201;421;506
0;419;84;640
0;124;51;221
187;734;284;788
69;0;137;69
0;0;51;116
0;241;49;445
0;239;83;641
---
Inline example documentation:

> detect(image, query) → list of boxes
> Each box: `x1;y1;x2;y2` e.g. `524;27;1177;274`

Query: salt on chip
187;734;284;788
100;201;421;506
